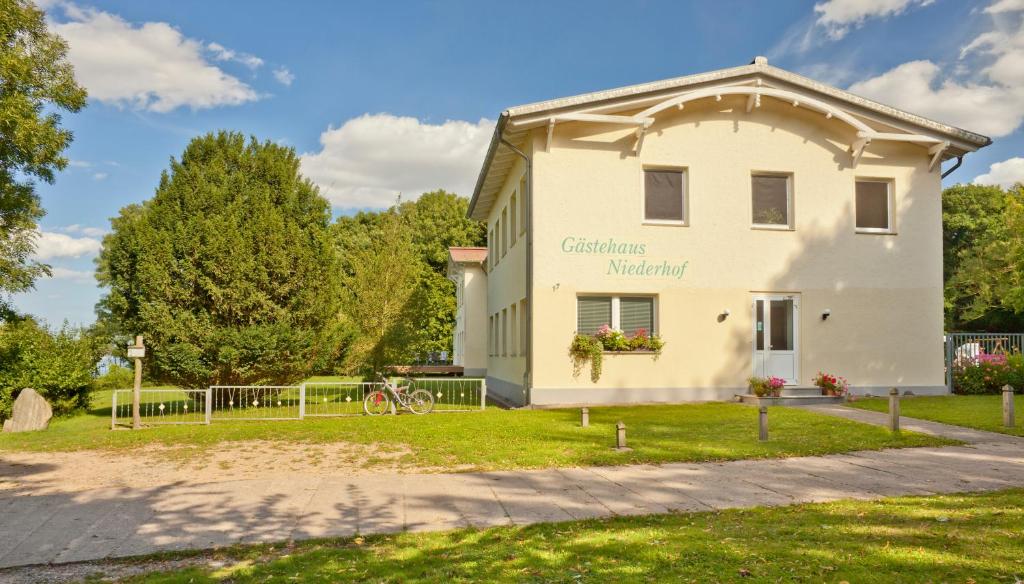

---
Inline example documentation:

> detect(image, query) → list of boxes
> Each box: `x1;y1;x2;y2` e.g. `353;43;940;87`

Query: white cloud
974;157;1024;187
92;171;107;180
848;61;1024;136
273;67;295;86
33;232;102;260
49;2;260;112
986;0;1024;13
814;0;933;40
846;3;1024;137
67;159;91;168
49;267;94;281
206;42;264;70
300;114;494;209
61;224;107;237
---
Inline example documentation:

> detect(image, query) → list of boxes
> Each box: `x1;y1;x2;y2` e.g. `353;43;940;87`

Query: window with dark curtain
644;170;685;221
856;180;890;230
752;175;789;225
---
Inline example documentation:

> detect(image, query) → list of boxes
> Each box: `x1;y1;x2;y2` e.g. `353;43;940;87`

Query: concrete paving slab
556;467;671;516
586;465;707;512
442;474;512;529
481;470;575;525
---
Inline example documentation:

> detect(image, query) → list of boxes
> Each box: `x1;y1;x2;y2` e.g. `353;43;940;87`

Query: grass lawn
0;384;953;470
848;394;1024;437
103;489;1024;582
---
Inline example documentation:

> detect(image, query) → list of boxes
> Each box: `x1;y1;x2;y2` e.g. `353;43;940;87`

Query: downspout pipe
941;155;964;179
499;135;533;407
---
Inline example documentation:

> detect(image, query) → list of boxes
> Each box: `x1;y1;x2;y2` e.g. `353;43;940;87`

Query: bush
952;352;1020;394
92;364;135;391
0;318;102;421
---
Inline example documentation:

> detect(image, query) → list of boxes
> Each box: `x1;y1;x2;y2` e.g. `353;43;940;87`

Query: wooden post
132;335;144;430
111;389;117;430
616;421;626;449
758;406;768;441
1003;385;1015;428
581;407;589;427
888;388;900;433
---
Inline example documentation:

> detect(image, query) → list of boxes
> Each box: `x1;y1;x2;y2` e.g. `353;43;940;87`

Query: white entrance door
752;295;800;385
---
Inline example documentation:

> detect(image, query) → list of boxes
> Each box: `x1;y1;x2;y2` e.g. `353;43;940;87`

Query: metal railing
111;378;486;427
945;332;1024;392
111;388;210;428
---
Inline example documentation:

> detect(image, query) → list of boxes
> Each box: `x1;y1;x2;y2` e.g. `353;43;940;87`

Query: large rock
2;388;53;432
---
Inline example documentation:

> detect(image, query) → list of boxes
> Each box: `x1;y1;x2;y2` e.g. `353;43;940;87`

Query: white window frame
501;207;508;258
577;294;658;336
750;171;794;230
501;308;508;357
854;177;896;235
641;166;688;226
510;192;518;247
519;174;527;236
519;298;527;357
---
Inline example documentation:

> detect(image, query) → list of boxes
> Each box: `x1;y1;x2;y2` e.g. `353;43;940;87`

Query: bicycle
363;375;435;415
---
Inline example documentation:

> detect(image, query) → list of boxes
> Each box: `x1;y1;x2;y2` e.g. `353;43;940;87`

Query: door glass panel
769;299;793;350
755;300;764;350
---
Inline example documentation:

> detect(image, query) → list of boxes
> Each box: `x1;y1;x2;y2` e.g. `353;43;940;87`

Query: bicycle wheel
364;391;391;416
407;388;434;414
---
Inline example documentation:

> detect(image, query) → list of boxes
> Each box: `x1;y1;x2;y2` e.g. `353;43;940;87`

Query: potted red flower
813;372;849;397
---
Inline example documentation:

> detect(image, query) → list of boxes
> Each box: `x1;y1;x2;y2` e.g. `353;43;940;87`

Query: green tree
96;132;341;387
0;317;101;420
942;182;1024;329
398;190;486;270
0;0;88;317
332;191;485;369
946;184;1024;329
340;210;422;373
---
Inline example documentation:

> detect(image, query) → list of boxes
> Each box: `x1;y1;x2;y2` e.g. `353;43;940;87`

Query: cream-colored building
447;247;488;376
451;56;990;407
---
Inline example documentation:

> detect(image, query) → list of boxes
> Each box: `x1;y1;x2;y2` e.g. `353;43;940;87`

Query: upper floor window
488;227;495;270
856;179;894;233
510;193;518;247
644;169;686;223
752;173;792;228
519;175;527;235
501;207;508;257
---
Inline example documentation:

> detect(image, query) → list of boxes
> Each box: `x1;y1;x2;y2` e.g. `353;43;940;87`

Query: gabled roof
468;56;992;221
448;247;488;264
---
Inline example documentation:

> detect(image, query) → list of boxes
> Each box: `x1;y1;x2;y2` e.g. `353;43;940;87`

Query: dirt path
0;440;430;495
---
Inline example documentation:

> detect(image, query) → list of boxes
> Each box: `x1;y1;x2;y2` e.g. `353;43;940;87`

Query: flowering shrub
748;376;785;397
569;326;665;382
813;372;849;396
952;351;1020;394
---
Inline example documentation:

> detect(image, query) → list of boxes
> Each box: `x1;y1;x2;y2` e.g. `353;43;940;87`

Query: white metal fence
945;332;1024;392
111;378;486;427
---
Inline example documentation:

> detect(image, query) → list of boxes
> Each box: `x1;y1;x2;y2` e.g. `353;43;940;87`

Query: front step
779;387;825;397
736;394;846;406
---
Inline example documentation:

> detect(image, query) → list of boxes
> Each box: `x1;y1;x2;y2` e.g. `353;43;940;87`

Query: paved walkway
1;408;1023;570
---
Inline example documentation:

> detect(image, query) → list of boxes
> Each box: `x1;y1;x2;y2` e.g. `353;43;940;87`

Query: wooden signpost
128;335;145;430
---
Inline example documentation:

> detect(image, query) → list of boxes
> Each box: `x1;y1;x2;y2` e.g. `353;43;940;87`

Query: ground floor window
519;298;527;356
577;295;656;336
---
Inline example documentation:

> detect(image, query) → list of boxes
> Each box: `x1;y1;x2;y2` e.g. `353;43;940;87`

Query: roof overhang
467;57;992;221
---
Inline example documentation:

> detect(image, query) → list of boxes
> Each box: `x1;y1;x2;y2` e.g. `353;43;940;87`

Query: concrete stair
736;387;846;406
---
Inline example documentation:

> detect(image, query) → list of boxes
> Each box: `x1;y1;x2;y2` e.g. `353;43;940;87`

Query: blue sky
18;0;1024;326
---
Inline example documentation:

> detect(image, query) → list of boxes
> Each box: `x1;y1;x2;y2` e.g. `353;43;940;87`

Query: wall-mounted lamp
722;309;731;317
718;309;731;323
822;309;832;321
